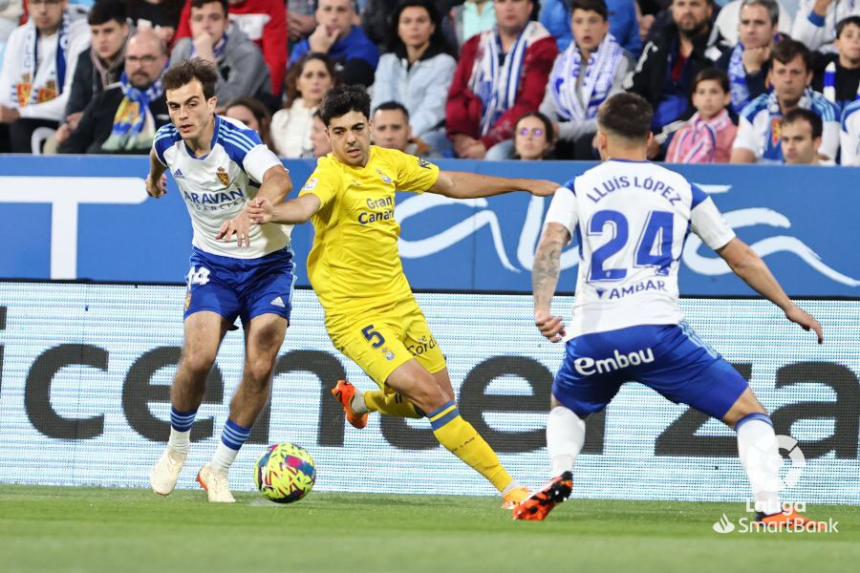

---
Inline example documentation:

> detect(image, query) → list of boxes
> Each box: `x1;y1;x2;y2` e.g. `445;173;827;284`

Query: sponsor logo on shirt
573;348;655;376
358;195;395;225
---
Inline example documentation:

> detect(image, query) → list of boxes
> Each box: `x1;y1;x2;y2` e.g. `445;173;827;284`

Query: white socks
736;413;782;515
547;405;586;476
167;427;190;455
210;442;240;474
351;391;369;415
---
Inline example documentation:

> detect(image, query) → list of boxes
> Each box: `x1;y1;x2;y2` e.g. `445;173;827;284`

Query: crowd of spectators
0;0;857;165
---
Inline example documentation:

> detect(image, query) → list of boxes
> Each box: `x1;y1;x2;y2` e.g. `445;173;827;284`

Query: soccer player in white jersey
515;93;825;525
144;59;294;503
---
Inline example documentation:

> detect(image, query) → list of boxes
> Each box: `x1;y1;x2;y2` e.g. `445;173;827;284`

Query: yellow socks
428;400;514;493
363;390;424;419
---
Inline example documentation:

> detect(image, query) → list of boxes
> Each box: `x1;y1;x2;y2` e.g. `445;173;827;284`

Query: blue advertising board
0;155;857;296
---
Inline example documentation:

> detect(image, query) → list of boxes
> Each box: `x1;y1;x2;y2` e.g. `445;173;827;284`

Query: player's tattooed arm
532;222;570;343
431;171;560;198
145;150;168;198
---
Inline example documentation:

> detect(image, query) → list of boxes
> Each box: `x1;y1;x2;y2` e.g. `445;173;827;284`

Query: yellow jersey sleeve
298;156;342;208
391;149;440;193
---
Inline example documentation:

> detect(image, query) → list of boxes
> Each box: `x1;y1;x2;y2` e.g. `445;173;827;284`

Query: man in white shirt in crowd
0;0;88;152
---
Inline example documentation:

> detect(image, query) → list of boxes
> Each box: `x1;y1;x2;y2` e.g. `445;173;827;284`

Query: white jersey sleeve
543;184;579;241
243;144;283;183
690;186;735;250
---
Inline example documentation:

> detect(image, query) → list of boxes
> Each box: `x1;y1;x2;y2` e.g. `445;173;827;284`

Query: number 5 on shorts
361;325;386;348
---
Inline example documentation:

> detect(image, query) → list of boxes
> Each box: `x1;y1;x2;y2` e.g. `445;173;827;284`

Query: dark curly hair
319;84;371;126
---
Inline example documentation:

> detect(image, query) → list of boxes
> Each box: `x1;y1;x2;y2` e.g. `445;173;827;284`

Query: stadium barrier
0;156;858;296
1;281;857;504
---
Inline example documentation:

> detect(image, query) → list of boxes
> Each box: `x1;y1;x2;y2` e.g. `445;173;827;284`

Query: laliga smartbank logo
711;436;839;534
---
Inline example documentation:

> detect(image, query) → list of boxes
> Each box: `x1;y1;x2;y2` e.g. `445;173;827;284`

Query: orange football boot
513;472;573;521
756;510;827;531
332;379;368;429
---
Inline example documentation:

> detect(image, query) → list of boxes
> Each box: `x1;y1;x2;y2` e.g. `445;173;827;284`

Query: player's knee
410;372;448;411
178;349;217;380
244;357;275;387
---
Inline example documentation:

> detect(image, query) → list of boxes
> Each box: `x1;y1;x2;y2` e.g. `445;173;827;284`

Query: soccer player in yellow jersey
241;85;559;508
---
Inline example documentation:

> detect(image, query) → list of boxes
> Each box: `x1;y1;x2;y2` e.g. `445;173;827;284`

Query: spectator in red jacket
446;0;558;159
175;0;287;96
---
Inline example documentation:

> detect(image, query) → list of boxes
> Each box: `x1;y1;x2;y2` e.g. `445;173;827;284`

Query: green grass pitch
1;485;857;573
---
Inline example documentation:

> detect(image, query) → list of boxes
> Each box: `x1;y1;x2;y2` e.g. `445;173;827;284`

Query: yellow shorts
326;297;446;390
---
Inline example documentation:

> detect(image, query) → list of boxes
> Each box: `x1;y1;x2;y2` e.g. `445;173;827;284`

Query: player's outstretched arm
717;238;824;344
532;222;570;343
430;171;559;199
217;165;293;247
145;150;168;198
246;194;322;225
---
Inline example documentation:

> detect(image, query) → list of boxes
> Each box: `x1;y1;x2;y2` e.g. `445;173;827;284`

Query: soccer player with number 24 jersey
518;93;825;526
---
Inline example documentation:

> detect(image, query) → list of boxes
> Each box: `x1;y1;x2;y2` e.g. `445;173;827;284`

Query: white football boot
149;447;187;496
196;463;236;503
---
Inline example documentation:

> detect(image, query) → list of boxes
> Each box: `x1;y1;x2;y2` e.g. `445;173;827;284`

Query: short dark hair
836;15;860;38
163;58;219;100
319;84;371;126
190;0;228;15
313;0;358;12
771;38;812;72
597;93;653;141
515;110;555;146
693;67;730;94
373;101;410;121
740;0;779;27
569;0;608;21
782;108;823;140
88;0;128;26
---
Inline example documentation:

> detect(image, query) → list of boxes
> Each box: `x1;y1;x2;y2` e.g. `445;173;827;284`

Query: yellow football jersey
298;146;440;315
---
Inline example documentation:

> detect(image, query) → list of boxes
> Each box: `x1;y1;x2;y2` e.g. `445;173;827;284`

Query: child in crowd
665;68;738;164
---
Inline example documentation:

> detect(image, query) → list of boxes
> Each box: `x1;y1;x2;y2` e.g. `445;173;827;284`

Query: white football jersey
544;160;736;338
153;116;292;259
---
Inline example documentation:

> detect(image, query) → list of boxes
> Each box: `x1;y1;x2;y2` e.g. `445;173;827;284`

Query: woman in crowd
225;96;275;151
271;52;337;158
371;0;456;155
513;111;555;160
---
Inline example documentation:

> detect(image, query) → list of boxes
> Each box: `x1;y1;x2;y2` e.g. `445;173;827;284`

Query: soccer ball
254;443;316;503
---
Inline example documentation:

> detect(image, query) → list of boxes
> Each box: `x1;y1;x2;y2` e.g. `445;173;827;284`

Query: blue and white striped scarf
550;33;623;121
468;22;549;136
727;43;750;114
822;61;860;107
102;70;165;151
16;10;70;106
